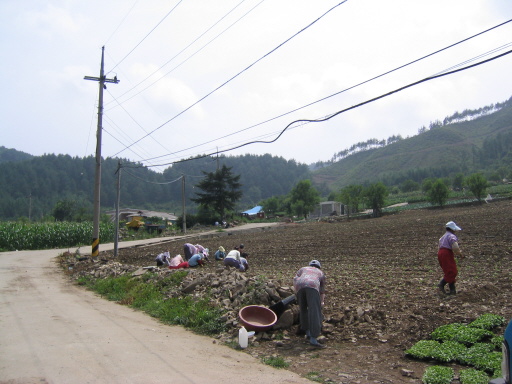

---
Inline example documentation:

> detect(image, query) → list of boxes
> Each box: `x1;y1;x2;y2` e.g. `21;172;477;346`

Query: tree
339;184;363;218
465;173;488;203
289;180;320;219
400;179;420;193
363;182;388;218
452;173;465;191
422;178;435;193
53;199;77;221
427;179;449;207
261;196;280;214
191;165;242;222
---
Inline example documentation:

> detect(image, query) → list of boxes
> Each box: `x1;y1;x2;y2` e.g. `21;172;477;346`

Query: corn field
0;222;115;251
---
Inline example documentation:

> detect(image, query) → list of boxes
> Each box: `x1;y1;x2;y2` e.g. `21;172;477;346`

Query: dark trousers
296;287;323;338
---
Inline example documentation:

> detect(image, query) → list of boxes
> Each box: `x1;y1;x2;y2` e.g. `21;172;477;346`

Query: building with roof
105;208;178;225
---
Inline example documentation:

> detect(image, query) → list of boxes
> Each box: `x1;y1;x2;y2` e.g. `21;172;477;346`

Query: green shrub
405;340;440;360
469;314;506;330
405;340;466;362
490;335;504;350
458;343;502;374
422;366;454;384
431;323;493;345
459;368;490;384
432;341;467;363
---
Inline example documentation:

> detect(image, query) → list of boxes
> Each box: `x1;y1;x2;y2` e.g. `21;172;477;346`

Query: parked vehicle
490;318;512;384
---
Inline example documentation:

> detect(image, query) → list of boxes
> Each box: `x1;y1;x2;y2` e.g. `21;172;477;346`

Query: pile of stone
61;253;387;343
62;253;299;334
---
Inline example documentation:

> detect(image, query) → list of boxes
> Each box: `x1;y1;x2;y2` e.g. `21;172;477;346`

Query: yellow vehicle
126;216;145;229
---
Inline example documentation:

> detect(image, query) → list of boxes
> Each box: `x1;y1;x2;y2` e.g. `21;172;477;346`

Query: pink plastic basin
238;305;277;331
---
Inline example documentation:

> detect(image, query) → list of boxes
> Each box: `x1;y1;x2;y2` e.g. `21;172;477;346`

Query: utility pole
27;193;32;221
181;174;186;233
84;46;119;257
114;160;122;257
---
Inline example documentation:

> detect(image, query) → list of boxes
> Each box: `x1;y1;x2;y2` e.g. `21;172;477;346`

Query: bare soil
77;200;512;383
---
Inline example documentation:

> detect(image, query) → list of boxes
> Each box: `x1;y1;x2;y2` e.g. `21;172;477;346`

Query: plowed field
97;199;512;383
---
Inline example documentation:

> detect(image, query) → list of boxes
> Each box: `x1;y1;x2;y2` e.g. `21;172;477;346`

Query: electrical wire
134;18;512;164
108;0;184;73
134;48;512;168
121;169;183;184
104;0;139;46
111;0;349;157
107;0;257;107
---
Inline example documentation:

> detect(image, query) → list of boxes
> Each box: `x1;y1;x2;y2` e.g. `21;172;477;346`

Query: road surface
0;223;310;384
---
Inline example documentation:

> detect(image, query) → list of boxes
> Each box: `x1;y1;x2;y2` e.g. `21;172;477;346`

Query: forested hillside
0;153;310;220
3;97;511;221
0;146;32;163
313;96;512;190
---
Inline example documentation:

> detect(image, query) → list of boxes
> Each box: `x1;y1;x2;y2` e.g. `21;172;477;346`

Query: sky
1;0;512;172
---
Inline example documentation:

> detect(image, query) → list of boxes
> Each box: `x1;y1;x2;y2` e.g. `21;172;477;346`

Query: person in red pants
437;221;465;295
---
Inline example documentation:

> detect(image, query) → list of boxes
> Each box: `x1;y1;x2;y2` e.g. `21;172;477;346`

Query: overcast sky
1;0;511;171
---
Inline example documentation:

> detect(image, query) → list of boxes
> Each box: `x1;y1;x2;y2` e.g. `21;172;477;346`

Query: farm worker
169;254;185;267
293;260;326;348
155;251;172;267
183;243;196;260
183;243;209;261
239;243;249;258
195;244;210;261
188;253;206;268
437;221;465;295
223;246;249;271
215;246;226;260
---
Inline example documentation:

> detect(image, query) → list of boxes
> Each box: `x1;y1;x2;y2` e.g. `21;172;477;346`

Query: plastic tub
238;305;277;331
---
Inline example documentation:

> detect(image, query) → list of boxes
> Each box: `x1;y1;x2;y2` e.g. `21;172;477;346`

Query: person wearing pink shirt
293;260;326;348
437;221;465;295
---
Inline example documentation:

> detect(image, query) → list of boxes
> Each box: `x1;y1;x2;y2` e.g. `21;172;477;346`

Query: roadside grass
262;356;289;368
305;371;325;382
77;273;225;335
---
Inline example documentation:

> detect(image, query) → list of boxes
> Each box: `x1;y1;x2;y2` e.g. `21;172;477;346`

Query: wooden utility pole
181;174;186;233
114;160;122;257
84;46;119;257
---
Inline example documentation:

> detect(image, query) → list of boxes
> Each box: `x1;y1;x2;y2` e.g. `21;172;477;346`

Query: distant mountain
0;146;33;163
312;96;512;190
2;96;511;220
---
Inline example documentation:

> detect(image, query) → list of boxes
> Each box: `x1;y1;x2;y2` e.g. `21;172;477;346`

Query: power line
112;0;349;157
134;18;512;164
107;0;258;107
104;0;140;46
108;0;184;73
122;169;183;184
136;48;512;168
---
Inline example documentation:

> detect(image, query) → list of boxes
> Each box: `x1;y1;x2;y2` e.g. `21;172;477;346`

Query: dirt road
0;222;311;384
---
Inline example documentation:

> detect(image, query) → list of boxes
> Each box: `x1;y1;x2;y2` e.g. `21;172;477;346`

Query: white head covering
445;221;461;231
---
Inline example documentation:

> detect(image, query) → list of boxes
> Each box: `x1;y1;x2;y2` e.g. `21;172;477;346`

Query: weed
305;371;324;382
262;356;289;368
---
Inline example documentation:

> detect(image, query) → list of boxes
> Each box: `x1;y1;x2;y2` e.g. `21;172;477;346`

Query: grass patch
262;356;289;368
86;274;225;335
305;371;325;382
